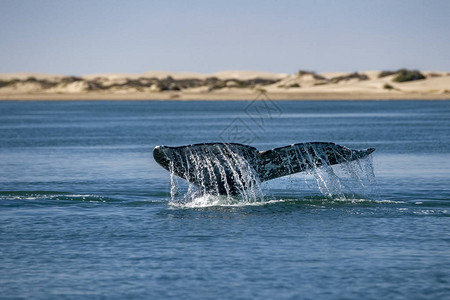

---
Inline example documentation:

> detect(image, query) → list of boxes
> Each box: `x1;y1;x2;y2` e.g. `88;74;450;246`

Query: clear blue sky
1;0;449;75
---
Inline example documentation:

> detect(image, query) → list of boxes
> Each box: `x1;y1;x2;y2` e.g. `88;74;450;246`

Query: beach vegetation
176;78;204;89
158;82;181;91
392;69;426;82
61;76;83;84
157;76;183;91
125;79;145;88
0;80;12;88
379;69;426;82
383;83;394;90
247;78;278;86
237;81;249;88
208;81;226;90
25;77;37;82
331;72;368;83
39;80;58;89
86;81;104;91
378;71;397;78
298;70;327;80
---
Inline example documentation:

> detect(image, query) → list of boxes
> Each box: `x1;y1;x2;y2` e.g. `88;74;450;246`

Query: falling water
290;143;377;200
168;144;265;206
167;143;377;206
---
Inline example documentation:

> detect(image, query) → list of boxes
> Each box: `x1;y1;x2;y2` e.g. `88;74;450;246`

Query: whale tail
153;142;374;195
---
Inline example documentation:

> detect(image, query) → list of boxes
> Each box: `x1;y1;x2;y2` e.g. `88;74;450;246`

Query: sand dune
1;70;449;100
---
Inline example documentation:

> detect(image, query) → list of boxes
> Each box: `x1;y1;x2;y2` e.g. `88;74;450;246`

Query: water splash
168;144;265;206
289;143;378;200
304;156;378;200
166;143;377;207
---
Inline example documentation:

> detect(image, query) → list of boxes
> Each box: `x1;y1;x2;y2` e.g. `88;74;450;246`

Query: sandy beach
1;70;449;100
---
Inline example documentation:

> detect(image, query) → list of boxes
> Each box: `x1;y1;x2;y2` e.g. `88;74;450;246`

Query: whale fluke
153;142;374;195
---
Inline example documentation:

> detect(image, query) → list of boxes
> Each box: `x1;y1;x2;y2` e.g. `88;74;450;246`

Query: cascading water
168;144;265;206
286;143;377;200
160;142;377;207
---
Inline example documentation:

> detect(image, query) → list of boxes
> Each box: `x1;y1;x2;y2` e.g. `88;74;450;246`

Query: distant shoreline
2;69;449;101
1;91;449;101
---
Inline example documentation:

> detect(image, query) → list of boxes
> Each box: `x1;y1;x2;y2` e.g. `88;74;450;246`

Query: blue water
1;100;449;299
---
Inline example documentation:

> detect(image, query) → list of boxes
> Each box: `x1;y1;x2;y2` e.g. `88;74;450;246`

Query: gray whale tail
153;142;374;195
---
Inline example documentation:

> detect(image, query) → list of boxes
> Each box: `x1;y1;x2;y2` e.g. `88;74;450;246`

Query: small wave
410;208;449;216
122;200;166;207
394;207;450;217
0;191;116;203
374;199;406;204
170;195;287;209
169;193;402;209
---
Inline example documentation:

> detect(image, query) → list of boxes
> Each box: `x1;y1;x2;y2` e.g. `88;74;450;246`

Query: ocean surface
0;100;449;299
